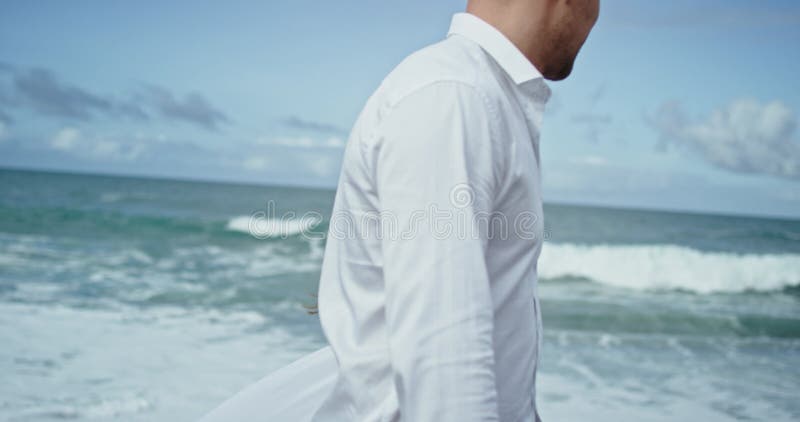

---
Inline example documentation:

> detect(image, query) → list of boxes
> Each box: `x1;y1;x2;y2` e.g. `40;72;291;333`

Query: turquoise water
1;168;799;421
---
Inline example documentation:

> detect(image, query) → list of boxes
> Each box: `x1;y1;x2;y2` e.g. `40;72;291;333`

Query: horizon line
2;164;798;222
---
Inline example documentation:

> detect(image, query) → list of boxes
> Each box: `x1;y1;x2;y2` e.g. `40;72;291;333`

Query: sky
0;0;799;218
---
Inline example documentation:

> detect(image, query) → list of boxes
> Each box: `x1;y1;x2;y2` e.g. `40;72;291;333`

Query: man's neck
465;1;552;77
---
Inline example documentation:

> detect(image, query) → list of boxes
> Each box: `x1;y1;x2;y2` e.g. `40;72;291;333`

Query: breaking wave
539;243;800;293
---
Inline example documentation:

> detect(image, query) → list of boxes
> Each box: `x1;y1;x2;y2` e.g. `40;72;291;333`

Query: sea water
1;168;798;421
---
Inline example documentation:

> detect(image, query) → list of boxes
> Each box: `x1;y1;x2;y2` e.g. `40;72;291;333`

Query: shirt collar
447;12;545;85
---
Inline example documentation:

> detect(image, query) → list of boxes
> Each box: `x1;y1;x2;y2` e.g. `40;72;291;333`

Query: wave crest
539;243;800;293
226;216;321;238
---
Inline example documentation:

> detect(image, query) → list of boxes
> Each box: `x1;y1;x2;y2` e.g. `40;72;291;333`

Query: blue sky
1;0;799;218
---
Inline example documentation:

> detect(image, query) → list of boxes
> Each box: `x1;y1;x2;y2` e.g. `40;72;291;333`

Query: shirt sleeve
373;81;500;421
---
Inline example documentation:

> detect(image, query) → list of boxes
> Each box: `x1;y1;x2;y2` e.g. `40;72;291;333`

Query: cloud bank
281;116;348;136
142;85;229;131
651;99;800;179
0;62;227;131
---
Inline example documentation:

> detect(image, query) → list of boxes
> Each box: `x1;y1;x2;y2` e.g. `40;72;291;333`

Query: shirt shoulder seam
359;78;502;209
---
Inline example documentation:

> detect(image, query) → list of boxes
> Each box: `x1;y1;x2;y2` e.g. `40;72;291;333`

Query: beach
1;167;799;421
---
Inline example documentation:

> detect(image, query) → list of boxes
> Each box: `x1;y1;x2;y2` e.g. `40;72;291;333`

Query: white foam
98;191;156;203
0;302;320;422
226;216;321;238
100;192;125;203
539;243;800;293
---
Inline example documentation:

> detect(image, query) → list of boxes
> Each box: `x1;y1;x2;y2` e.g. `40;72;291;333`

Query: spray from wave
539;243;800;294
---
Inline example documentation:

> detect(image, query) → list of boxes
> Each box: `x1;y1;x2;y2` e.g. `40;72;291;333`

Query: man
314;1;599;421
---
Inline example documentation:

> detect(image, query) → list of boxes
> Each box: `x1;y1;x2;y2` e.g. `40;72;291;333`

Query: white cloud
48;127;146;161
274;136;314;148
569;155;609;166
243;156;270;171
92;140;120;157
651;99;800;179
306;154;338;177
256;136;346;149
51;127;81;151
324;137;346;148
240;136;346;179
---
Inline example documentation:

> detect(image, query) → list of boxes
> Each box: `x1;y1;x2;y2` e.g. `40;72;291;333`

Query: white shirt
314;12;551;422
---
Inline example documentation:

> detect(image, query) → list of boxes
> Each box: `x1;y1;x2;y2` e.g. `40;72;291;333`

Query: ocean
1;168;798;421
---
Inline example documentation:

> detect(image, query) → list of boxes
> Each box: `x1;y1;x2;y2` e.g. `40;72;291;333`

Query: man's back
314;13;551;422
